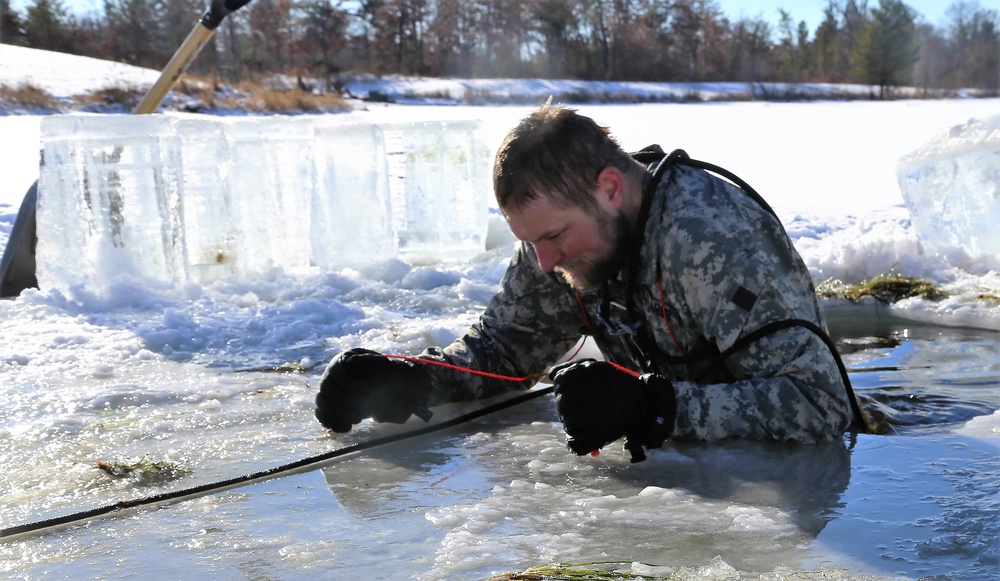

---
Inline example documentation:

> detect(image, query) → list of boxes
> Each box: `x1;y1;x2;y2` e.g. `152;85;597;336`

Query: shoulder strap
630;145;869;434
630;145;780;221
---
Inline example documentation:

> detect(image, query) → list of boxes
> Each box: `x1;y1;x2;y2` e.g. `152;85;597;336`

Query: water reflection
316;398;853;577
831;319;1000;435
610;439;851;536
315;321;998;578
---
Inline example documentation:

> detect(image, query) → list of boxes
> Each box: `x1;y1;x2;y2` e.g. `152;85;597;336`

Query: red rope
385;354;536;381
574;288;591;329
658;275;686;359
383;270;692;385
607;360;641;377
384;333;593;383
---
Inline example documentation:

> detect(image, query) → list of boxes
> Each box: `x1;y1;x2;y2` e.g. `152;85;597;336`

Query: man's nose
533;241;561;272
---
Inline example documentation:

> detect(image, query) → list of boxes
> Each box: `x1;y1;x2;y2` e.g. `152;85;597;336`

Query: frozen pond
1;317;998;580
2;97;999;580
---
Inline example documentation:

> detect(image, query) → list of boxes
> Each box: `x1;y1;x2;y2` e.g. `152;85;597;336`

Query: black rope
0;385;555;541
696;318;870;434
627;147;866;431
677;155;780;221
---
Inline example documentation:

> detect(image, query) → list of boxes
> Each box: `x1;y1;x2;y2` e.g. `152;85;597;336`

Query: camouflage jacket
417;160;852;443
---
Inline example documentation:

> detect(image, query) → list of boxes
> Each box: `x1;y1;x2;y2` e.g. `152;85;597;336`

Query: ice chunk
35;115;491;296
896;115;1000;271
312;119;395;270
382;120;492;262
174;118;238;284
223;117;316;275
37;115;186;291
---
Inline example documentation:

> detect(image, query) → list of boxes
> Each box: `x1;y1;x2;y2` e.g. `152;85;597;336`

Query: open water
1;314;997;580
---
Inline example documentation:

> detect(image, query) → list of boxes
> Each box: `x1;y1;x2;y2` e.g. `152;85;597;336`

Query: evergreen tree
727;16;773;82
775;9;799;81
24;0;71;51
531;0;579;78
1;0;28;45
854;0;918;97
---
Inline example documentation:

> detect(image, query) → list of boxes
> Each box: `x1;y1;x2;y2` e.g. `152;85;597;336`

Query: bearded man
314;104;858;461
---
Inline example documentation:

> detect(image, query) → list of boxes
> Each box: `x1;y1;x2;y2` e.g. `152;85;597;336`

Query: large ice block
312;120;395;269
37;115;186;292
35;114;492;296
896;115;1000;271
224;117;316;275
174;117;238;284
382;120;492;262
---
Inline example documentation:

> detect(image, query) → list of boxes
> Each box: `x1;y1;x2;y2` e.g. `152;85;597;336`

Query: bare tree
944;1;1000;90
476;0;530;77
668;0;727;81
100;0;161;66
295;0;349;88
10;0;1000;93
911;21;948;93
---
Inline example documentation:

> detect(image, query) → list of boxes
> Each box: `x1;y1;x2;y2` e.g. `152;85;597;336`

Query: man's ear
595;167;625;212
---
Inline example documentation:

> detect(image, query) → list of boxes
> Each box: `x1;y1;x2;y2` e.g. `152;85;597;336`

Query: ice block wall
896;115;1000;271
35;115;491;294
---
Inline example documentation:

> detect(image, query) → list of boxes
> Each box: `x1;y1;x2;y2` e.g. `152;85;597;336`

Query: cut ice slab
34;114;492;297
896;114;1000;272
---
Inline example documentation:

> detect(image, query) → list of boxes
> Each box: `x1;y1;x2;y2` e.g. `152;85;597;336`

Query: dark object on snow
0;182;38;297
0;0;256;298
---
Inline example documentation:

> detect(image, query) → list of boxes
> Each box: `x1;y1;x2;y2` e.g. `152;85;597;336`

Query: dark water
829;317;1000;436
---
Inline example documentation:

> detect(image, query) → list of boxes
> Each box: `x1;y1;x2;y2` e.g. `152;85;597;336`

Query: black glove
315;348;433;433
550;359;676;463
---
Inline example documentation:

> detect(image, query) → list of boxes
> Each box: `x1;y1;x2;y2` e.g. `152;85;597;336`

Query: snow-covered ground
1;45;998;580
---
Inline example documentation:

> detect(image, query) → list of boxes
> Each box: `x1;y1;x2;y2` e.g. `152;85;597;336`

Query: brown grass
173;75;349;113
63;75;349;114
0;81;61;111
71;84;146;111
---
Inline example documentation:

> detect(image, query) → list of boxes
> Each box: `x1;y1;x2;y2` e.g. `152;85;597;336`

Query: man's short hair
493;103;634;212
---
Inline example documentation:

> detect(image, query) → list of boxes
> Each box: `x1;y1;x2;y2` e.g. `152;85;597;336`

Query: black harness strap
696;318;869;434
618;145;870;433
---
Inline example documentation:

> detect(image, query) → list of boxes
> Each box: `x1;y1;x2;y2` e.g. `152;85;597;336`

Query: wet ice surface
2;98;999;579
1;322;998;580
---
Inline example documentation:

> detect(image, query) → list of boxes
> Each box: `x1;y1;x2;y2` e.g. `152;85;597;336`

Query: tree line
2;0;998;96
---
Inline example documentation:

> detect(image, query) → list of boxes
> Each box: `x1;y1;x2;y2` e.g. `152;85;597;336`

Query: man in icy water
315;103;854;461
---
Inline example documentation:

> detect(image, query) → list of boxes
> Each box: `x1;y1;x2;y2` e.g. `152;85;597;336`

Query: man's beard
557;211;632;290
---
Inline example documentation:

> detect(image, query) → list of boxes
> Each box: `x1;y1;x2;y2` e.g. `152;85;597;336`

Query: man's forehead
504;196;580;241
502;189;577;218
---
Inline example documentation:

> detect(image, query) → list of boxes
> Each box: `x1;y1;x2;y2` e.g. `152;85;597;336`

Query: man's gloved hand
315;348;433;433
549;359;676;462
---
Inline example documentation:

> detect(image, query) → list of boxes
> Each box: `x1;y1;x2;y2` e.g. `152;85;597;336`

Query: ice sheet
897;114;1000;272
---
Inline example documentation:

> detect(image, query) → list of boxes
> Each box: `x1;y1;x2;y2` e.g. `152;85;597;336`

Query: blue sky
12;0;1000;32
716;0;999;30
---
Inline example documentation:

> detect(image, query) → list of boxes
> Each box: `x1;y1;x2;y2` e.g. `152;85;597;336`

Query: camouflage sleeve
670;327;852;442
417;242;585;405
663;168;852;442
